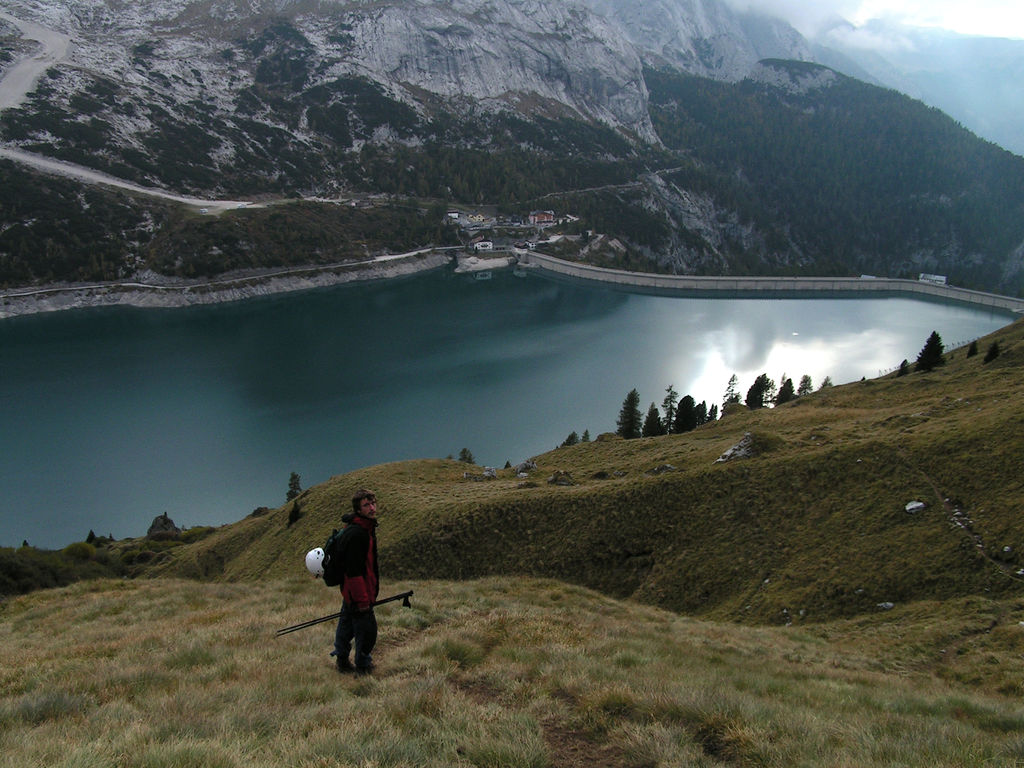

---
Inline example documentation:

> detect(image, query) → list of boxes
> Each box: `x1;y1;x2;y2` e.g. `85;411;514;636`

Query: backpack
321;526;353;587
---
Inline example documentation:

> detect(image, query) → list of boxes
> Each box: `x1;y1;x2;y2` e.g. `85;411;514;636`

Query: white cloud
820;21;916;53
851;1;1024;39
722;0;1024;40
724;0;855;37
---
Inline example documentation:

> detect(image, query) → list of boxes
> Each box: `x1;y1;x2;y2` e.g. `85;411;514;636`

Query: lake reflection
0;267;1014;548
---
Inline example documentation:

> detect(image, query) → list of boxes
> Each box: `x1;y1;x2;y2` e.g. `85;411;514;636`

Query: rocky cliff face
330;0;656;140
0;0;805;158
579;0;811;80
745;59;837;95
2;0;1021;295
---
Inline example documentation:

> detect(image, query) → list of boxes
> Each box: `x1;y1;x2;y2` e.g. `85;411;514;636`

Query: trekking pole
275;590;414;637
372;590;414;609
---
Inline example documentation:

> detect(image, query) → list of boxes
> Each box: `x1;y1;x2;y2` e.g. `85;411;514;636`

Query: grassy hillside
1;576;1022;766
137;316;1024;627
4;319;1024;766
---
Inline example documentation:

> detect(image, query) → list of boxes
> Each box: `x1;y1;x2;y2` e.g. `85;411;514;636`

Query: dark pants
333;603;377;669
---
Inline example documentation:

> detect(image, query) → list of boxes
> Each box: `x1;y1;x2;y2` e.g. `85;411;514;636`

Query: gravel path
0;9;255;212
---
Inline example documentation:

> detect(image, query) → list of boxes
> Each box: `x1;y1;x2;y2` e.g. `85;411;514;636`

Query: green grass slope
144;318;1024;626
1;576;1022;767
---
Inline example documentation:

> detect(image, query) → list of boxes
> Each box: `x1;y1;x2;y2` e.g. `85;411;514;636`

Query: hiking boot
335;656;355;673
354;663;375;676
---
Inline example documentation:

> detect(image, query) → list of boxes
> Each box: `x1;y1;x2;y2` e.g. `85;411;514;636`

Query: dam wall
518;253;1024;314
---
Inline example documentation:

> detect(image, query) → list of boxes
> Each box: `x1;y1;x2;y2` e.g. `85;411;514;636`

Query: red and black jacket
339;512;379;610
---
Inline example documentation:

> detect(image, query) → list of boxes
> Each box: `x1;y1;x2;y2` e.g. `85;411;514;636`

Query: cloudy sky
725;0;1024;40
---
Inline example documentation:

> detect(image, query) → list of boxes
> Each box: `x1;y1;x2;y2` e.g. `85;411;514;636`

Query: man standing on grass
331;488;380;674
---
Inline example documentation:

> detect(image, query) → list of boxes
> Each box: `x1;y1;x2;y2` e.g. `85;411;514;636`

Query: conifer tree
966;340;978;358
896;359;909;377
642;403;666;437
745;373;775;409
775;376;795;405
797;374;813;396
674;395;697;433
661;385;679;434
915;330;946;372
984;341;1000;363
694;400;708;426
286;472;302;502
616;388;642;439
723;374;741;407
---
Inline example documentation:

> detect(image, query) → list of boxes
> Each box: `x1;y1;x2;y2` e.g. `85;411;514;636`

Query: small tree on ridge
661;385;679;434
775;375;795;405
915;330;946;372
642;402;665;437
286;472;302;502
674;394;697;433
746;373;775;409
617;388;642;439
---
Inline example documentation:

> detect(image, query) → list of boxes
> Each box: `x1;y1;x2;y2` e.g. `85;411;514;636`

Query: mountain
1;0;1023;298
578;0;812;79
811;20;1024;157
0;0;812;166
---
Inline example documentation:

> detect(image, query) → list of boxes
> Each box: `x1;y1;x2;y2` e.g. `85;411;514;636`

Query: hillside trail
454;676;626;768
0;9;257;213
895;444;1022;582
353;610;627;767
0;10;70;110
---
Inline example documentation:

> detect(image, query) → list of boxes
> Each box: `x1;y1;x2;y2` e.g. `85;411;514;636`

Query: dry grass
2;576;1023;767
132;319;1024;627
26;319;1018;765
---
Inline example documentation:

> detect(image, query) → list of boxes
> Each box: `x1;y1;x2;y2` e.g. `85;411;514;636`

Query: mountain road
0;9;256;213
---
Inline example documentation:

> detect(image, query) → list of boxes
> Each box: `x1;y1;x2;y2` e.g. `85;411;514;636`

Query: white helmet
305;547;325;578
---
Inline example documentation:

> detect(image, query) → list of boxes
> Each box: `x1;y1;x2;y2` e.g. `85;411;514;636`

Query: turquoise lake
0;266;1015;549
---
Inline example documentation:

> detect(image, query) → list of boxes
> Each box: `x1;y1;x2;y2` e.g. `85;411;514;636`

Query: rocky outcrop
513;460;537;475
335;0;658;141
745;60;838;96
0;0;809;165
579;0;811;81
147;512;180;539
547;470;576;486
714;432;755;463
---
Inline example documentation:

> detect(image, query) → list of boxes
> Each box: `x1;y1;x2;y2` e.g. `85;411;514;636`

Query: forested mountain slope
1;0;1022;295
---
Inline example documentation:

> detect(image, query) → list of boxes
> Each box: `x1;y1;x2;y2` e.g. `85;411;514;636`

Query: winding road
0;9;255;213
0;10;70;111
3;9;1022;320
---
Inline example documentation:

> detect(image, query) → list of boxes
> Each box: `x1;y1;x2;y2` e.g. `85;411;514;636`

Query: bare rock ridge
0;0;810;154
